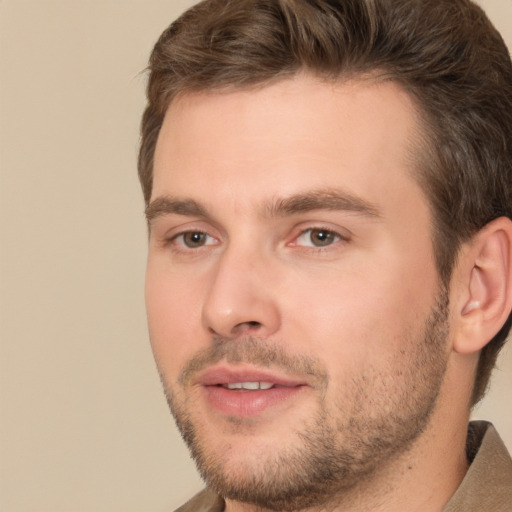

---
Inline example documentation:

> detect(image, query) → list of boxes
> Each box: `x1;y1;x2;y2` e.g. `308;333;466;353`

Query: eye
294;228;342;247
174;231;217;249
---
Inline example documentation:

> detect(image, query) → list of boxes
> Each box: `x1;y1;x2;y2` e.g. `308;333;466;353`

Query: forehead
152;74;427;218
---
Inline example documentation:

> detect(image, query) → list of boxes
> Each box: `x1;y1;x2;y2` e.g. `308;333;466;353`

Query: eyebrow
264;189;381;218
145;196;209;223
145;188;381;224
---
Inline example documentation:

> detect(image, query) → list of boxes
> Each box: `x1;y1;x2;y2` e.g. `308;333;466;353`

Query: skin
146;74;472;512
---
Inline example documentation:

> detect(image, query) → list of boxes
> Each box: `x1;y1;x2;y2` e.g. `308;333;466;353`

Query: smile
223;382;274;390
197;367;307;417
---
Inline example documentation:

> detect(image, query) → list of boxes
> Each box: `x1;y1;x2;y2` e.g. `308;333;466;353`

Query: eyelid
287;224;352;249
171;230;218;248
154;220;222;250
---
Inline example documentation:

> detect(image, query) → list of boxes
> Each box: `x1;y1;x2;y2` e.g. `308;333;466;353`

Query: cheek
145;264;206;379
279;252;437;368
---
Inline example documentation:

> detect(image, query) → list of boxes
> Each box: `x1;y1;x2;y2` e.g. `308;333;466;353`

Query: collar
442;421;512;511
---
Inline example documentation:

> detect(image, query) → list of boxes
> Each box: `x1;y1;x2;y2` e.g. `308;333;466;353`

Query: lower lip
203;385;304;417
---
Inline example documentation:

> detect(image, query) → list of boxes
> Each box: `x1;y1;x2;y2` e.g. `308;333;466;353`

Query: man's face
146;75;450;508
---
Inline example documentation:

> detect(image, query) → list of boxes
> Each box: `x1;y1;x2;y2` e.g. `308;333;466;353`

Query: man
138;0;512;510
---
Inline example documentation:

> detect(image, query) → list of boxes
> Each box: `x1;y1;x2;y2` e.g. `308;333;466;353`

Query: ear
452;217;512;355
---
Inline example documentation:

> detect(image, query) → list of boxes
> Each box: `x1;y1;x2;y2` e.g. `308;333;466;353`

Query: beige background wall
0;1;511;511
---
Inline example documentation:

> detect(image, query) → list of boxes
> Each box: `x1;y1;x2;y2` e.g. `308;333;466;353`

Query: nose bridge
201;240;280;338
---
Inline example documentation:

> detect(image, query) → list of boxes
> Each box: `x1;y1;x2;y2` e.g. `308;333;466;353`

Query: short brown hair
138;0;512;405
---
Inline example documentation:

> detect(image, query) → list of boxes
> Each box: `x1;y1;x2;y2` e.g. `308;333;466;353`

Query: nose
201;247;281;339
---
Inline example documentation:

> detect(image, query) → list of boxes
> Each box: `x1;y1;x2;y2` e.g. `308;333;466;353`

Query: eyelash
164;225;349;254
168;230;218;250
291;227;349;249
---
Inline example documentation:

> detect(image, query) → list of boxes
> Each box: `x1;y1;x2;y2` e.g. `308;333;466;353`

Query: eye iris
183;232;206;247
310;229;334;246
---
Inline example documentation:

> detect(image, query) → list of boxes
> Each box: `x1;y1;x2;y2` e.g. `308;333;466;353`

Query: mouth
197;367;307;417
220;381;276;390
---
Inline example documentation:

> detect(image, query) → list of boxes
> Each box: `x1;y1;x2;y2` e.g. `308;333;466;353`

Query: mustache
178;337;329;388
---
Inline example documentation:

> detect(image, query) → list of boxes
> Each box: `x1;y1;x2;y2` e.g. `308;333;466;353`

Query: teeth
226;382;274;390
241;382;259;390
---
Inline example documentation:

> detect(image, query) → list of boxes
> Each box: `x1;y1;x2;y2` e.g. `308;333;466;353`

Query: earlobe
454;217;512;355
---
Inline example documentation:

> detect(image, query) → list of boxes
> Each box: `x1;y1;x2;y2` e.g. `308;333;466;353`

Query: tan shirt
175;421;512;512
443;421;512;511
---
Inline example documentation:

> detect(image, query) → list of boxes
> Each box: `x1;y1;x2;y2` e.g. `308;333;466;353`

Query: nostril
208;321;263;338
234;320;262;331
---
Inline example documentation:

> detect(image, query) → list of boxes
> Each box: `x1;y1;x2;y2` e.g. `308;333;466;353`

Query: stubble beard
160;289;450;511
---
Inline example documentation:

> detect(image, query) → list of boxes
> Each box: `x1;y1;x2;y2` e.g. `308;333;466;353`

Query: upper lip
196;365;307;388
